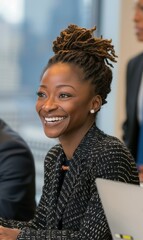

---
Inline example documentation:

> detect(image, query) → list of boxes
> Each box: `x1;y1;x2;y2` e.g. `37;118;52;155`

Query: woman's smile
44;115;68;126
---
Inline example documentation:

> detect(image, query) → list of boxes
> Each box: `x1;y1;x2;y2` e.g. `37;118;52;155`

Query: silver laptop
96;178;143;240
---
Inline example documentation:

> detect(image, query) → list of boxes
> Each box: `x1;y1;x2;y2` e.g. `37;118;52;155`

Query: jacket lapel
55;152;83;224
46;147;64;228
55;124;97;225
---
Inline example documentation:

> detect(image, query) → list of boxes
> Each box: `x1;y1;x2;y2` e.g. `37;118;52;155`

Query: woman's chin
44;131;59;139
43;123;69;139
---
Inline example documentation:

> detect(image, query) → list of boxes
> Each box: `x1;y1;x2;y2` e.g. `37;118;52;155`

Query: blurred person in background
122;0;143;182
0;118;36;220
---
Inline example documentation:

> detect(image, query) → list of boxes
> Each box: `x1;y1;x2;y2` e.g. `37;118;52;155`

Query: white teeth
45;117;65;122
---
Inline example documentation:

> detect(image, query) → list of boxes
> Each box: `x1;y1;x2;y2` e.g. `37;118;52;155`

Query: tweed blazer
0;124;139;240
122;52;143;160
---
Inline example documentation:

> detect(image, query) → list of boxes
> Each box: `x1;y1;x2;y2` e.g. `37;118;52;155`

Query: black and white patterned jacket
0;124;139;240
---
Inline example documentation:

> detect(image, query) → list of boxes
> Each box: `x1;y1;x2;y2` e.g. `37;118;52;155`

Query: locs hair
43;24;117;106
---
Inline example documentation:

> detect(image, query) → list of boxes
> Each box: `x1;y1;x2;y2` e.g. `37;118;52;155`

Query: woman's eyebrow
39;84;76;90
56;84;75;90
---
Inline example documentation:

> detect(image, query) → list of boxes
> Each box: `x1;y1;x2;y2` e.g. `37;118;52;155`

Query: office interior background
0;0;142;202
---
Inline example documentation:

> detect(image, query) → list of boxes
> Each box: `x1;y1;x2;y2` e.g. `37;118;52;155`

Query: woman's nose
133;6;143;22
42;98;57;111
134;10;140;22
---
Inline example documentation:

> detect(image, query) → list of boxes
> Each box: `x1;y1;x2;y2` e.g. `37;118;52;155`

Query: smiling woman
0;24;139;240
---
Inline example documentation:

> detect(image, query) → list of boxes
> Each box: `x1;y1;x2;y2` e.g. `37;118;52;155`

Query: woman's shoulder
89;129;138;180
92;127;133;159
94;127;124;145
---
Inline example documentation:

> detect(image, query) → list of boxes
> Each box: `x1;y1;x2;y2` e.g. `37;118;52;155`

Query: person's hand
0;226;21;240
138;165;143;183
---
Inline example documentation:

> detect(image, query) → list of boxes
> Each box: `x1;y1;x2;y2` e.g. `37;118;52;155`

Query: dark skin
0;226;20;240
36;63;102;159
0;62;102;239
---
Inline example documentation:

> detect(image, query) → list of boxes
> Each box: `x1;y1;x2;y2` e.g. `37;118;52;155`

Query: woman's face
36;62;101;140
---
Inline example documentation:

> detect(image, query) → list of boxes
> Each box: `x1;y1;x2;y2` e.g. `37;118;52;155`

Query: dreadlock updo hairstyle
45;24;117;105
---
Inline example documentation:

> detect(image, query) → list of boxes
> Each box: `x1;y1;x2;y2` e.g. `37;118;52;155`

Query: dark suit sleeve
0;137;36;220
122;59;131;144
122;55;142;159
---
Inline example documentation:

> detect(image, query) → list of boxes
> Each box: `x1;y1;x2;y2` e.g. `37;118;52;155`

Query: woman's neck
61;140;78;160
59;121;94;159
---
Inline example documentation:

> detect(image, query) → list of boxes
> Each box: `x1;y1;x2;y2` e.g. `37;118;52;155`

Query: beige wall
115;0;143;140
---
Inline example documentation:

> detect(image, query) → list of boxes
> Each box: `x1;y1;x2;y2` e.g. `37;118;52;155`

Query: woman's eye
36;91;46;98
136;4;143;12
59;93;72;98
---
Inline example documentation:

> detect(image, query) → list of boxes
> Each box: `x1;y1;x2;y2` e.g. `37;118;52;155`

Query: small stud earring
90;109;95;114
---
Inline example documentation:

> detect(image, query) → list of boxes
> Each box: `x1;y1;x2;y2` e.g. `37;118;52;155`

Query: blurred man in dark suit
122;0;143;181
0;119;36;220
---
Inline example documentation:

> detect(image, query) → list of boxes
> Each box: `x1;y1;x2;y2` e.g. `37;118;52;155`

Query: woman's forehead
43;62;84;80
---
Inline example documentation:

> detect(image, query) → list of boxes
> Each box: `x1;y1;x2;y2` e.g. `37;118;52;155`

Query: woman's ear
91;95;102;113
